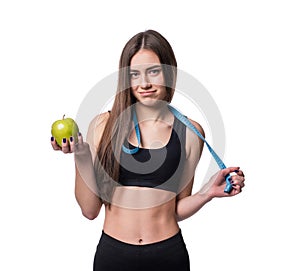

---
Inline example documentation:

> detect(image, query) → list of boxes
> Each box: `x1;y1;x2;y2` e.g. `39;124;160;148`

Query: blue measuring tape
122;105;233;193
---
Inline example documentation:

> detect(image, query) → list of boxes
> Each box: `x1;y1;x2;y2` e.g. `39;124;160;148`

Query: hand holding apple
51;115;79;147
50;117;96;194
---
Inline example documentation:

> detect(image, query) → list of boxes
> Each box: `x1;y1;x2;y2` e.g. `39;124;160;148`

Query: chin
137;98;168;108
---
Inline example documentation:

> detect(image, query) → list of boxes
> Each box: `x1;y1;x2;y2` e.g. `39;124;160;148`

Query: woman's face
130;49;167;105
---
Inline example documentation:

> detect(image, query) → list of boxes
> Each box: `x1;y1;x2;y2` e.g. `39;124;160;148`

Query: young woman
51;30;245;271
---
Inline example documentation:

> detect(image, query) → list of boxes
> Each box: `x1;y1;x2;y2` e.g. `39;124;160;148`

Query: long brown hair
94;30;177;203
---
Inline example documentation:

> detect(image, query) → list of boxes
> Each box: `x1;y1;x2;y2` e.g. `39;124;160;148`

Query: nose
140;74;151;89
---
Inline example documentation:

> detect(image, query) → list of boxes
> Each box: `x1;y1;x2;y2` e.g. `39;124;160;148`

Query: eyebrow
129;64;162;72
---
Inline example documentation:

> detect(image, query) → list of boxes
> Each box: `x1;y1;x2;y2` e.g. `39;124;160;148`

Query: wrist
74;142;91;156
196;190;214;203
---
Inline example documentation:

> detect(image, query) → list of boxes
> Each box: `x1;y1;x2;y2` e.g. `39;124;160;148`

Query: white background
1;0;299;270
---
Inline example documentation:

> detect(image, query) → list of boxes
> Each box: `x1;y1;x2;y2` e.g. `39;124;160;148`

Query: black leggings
93;230;190;271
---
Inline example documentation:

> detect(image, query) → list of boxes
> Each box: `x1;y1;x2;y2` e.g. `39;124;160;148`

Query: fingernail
63;138;67;143
51;136;54;141
78;132;82;136
70;136;73;142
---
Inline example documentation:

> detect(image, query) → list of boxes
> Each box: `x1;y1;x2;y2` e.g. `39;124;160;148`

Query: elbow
75;194;102;220
176;216;182;222
81;209;99;220
79;203;101;220
175;213;186;222
175;208;185;222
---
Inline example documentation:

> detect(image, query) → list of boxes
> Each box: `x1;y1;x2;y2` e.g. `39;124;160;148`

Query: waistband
100;229;184;250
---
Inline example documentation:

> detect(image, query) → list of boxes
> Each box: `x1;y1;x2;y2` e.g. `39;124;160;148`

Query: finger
61;138;70;153
222;167;240;177
231;175;245;187
231;175;244;182
236;170;245;177
231;179;245;188
51;136;61;151
78;132;83;145
232;184;242;194
69;136;76;153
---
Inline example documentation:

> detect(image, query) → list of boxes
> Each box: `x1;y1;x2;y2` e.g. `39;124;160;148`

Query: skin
51;49;245;245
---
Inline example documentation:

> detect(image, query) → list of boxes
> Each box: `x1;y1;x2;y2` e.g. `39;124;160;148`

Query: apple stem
63;114;65;120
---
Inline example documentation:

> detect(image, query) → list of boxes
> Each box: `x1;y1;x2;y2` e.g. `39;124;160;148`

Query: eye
130;71;140;79
148;68;161;76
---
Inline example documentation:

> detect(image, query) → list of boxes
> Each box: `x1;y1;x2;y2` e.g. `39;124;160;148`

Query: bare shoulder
188;118;205;139
86;111;110;150
89;111;110;131
185;118;205;159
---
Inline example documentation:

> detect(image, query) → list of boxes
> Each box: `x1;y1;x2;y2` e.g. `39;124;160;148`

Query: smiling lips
138;90;156;96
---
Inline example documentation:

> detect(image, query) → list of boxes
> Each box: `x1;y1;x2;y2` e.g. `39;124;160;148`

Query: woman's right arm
51;112;110;220
73;133;102;220
74;150;102;220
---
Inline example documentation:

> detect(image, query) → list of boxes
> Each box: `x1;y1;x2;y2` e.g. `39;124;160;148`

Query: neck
135;101;171;124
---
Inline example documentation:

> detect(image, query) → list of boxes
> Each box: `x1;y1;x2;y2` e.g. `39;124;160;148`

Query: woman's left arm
175;118;245;221
175;167;245;221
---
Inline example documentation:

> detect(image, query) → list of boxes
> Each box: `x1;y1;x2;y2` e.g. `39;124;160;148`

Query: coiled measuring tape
122;105;233;193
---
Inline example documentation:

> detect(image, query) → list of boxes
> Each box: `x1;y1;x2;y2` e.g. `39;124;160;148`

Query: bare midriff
103;186;180;245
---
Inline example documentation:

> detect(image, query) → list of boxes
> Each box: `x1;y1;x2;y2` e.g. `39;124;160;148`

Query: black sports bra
119;117;186;193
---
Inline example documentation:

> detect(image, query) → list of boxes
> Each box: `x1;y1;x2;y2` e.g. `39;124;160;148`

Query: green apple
51;115;79;147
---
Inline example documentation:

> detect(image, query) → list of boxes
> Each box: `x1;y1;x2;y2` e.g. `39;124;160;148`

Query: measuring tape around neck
122;105;233;193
